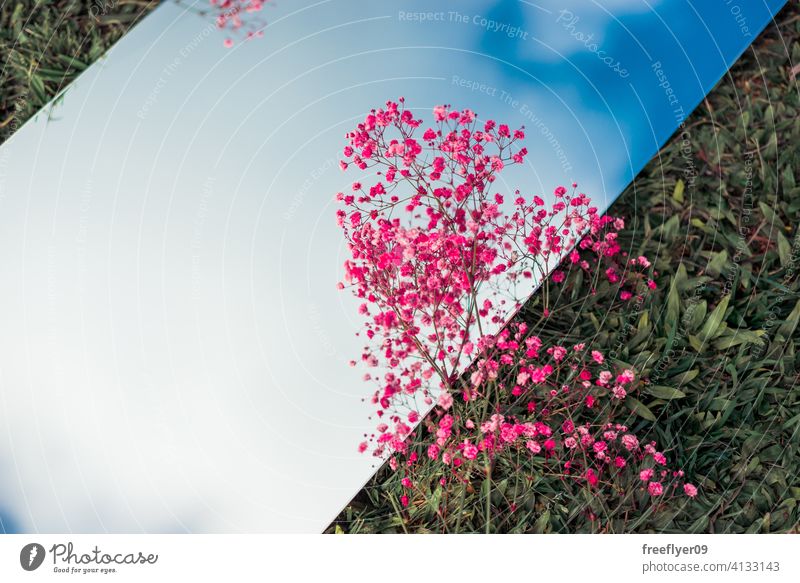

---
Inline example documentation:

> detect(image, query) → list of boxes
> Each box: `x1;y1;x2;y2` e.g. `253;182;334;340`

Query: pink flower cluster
337;99;696;509
412;324;697;499
209;0;268;47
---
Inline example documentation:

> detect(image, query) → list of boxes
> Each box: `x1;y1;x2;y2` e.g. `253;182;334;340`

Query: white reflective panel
0;0;784;532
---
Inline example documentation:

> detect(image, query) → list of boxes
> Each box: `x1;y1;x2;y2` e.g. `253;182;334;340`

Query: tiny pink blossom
437;391;454;410
463;441;479;460
621;434;639;451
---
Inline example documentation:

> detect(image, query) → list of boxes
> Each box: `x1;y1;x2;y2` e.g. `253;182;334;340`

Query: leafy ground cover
327;5;800;533
0;0;158;144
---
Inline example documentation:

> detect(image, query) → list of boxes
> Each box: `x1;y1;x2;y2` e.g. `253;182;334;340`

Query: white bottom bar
0;534;796;582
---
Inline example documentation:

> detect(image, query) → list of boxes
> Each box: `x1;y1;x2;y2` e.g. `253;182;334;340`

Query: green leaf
706;250;728;278
689;514;709;533
689;299;707;332
626;397;657;421
759;201;784;229
666;277;681;336
698;295;730;342
777;299;800;339
713;329;765;350
644;385;687;399
659;214;680;238
673;179;685;203
777;231;791;267
670;369;699;386
533;510;550;533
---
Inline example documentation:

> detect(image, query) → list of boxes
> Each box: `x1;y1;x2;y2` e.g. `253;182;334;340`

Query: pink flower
526;440;541;454
500;424;517;443
639;468;654;481
683;483;698;498
621;434;639;451
463;441;479;460
648;481;663;496
653;452;667;465
617;369;635;384
437;391;454;410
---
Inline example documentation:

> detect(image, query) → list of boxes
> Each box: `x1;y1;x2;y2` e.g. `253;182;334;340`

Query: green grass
327;5;800;533
1;0;157;144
